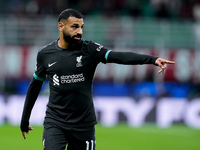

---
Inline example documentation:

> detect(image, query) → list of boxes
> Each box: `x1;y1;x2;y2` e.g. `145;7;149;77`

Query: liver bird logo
76;55;83;67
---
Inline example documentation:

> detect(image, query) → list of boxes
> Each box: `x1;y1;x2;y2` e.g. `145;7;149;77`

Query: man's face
61;17;84;45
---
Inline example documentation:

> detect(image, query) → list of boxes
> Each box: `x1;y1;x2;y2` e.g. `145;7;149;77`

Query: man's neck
57;39;69;49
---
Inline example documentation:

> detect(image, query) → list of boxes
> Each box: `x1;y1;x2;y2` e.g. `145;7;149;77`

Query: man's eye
72;25;78;28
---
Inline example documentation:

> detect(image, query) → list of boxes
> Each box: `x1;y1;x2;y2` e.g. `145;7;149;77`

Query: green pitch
0;124;199;150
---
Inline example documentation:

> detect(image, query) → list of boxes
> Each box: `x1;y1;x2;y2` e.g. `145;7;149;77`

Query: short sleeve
88;41;111;64
33;51;46;81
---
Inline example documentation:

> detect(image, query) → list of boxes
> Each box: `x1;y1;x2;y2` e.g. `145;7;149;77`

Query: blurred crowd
1;0;200;22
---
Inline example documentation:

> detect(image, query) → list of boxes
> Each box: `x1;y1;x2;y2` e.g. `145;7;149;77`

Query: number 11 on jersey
86;140;95;150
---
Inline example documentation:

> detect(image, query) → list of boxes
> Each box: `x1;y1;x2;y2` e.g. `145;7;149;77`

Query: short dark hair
58;9;83;22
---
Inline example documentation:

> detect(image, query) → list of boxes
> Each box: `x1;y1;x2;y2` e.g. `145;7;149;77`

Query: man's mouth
73;35;82;40
74;37;81;40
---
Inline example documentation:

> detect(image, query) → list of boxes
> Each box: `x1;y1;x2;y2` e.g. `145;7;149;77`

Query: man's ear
58;22;64;31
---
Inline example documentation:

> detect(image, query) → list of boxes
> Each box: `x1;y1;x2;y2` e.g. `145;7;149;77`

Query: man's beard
63;32;82;46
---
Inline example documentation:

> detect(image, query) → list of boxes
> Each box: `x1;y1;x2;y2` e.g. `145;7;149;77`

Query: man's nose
77;28;83;35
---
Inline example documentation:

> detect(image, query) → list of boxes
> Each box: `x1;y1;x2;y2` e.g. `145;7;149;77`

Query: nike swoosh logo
48;62;57;67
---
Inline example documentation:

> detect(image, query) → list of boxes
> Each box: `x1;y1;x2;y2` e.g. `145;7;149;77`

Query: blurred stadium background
0;0;200;150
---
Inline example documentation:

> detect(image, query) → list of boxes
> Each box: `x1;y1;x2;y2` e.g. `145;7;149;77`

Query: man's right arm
20;77;43;135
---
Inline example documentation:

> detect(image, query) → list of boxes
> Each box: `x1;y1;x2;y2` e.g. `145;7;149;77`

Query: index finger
22;132;26;139
164;60;175;64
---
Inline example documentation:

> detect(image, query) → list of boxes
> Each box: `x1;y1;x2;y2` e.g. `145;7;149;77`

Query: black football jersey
34;40;110;128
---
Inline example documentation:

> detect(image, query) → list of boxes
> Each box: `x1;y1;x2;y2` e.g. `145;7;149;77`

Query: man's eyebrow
72;23;78;25
71;23;84;27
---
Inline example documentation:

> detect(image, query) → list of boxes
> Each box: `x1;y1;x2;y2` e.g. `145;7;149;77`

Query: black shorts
42;125;96;150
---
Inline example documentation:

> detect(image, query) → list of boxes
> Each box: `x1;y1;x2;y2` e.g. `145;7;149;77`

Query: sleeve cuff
105;50;112;63
33;73;46;81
